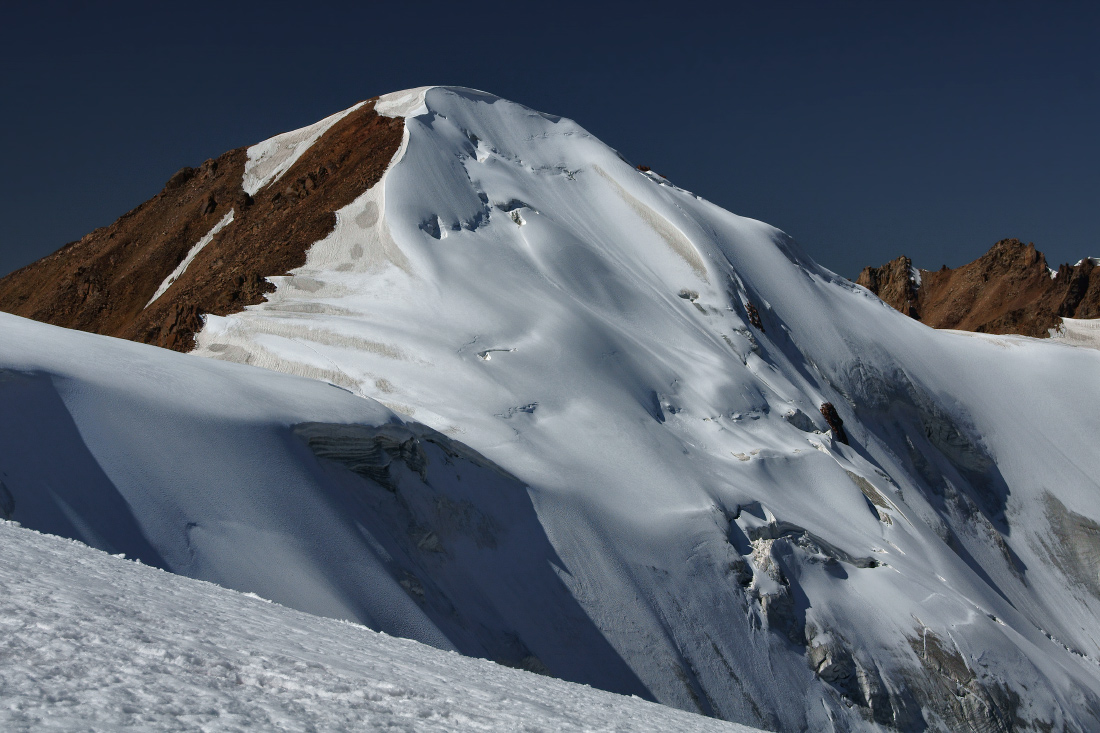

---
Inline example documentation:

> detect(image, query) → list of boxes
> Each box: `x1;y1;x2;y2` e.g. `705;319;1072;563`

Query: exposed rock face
819;402;848;445
856;255;920;319
745;302;764;331
904;630;1025;733
0;101;403;351
857;239;1100;338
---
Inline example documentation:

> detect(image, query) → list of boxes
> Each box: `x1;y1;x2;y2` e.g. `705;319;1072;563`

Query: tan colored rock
858;239;1100;338
0;101;404;352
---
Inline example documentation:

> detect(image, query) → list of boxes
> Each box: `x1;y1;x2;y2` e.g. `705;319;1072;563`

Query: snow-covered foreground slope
5;86;1100;731
0;519;756;732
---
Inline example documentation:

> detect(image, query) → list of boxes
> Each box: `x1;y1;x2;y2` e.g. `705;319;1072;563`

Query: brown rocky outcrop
855;256;919;319
0;100;404;352
819;402;848;445
857;239;1100;338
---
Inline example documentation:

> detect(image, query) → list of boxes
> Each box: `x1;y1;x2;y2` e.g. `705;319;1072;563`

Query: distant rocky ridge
856;239;1100;338
0;100;402;351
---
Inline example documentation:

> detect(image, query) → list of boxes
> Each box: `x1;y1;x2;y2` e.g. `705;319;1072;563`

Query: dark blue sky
1;1;1096;279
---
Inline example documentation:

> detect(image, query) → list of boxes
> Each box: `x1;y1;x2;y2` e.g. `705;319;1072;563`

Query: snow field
0;519;757;732
1050;316;1100;349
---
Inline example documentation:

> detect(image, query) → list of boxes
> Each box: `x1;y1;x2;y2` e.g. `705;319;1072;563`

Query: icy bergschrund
2;86;1100;731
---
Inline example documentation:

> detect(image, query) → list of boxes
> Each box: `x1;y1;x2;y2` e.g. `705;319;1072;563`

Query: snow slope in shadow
0;518;756;732
0;312;645;698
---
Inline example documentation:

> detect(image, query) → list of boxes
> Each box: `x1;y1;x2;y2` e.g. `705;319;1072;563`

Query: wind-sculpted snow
192;88;1100;730
0;520;758;732
6;86;1100;731
1052;316;1100;349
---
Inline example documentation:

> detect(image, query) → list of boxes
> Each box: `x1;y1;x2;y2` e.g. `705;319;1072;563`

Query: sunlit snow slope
0;519;757;732
5;86;1100;732
190;87;1100;731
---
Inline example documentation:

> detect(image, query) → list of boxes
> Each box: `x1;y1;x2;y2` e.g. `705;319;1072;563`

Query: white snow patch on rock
242;102;365;196
146;209;234;307
0;519;756;733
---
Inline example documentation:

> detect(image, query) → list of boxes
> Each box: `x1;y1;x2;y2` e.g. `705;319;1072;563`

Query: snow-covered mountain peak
2;88;1100;731
182;90;1100;728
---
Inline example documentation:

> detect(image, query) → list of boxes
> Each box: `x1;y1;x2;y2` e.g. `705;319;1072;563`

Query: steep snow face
185;87;1100;730
0;520;758;733
375;86;431;118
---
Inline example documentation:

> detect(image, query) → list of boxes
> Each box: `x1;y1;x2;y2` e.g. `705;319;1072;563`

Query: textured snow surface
375;87;432;119
195;87;1100;730
6;86;1100;731
0;520;755;733
1051;316;1100;350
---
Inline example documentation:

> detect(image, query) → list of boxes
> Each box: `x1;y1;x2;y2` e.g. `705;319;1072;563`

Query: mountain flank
0;100;402;351
3;85;1100;731
857;238;1100;337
